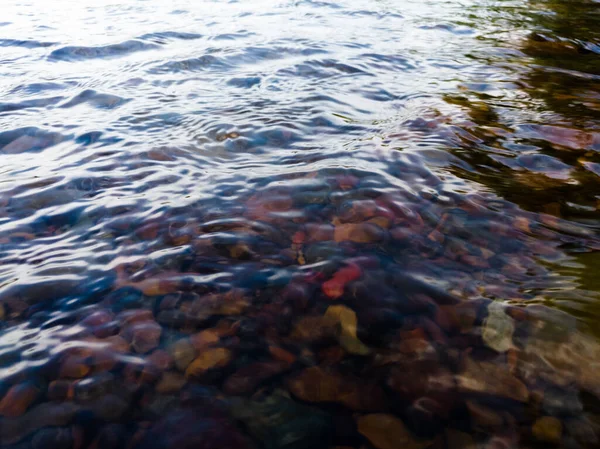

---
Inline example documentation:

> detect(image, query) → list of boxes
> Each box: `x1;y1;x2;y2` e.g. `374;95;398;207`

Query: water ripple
49;40;161;61
0;0;599;447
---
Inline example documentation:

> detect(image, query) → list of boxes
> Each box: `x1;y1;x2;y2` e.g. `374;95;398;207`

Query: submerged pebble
0;0;599;448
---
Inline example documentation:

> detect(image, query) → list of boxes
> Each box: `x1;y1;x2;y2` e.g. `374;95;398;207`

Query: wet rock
387;362;455;402
74;372;115;401
279;282;312;311
456;358;528;402
31;427;73;449
156;310;190;328
334;223;385;243
291;315;336;343
144;393;180;418
169;339;196;371
133;405;253;449
482;302;515;353
269;346;297;365
0;383;39;417
532;416;562;443
124;320;162;354
231;392;332;449
89;394;130;421
123;359;161;387
117;309;154;325
188;290;249;318
541;386;583;416
59;354;91;378
185;347;232;378
89;424;128;449
564;417;598;446
520;329;600;395
445;429;477;449
81;309;114;326
103;335;130;353
190;329;221;351
466;400;504;430
526;305;577;341
92;321;120;338
305;223;335;242
356;414;432;449
324;305;370;355
0;402;80;445
223;361;288;395
48;380;74;401
481;435;518;449
287;366;385;411
156;372;187;394
318;345;346;366
393;328;435;358
148;349;174;370
404;396;451;435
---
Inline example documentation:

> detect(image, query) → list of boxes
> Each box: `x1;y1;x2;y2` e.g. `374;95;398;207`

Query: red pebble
322;264;362;299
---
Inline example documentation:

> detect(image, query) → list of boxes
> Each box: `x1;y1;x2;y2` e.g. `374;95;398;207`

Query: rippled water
1;0;599;448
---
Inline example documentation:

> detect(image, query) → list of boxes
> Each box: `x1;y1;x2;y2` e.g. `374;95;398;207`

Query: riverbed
0;0;599;448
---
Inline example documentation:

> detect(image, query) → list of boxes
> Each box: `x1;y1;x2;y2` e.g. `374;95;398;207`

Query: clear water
0;0;599;448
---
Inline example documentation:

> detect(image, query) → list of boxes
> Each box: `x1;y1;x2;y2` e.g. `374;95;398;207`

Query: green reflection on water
439;0;600;336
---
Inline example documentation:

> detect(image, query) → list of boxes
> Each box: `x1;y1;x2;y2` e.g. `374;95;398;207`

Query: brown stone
117;309;154;325
334;223;384;243
190;329;221;351
306;223;335;242
435;303;477;333
189;290;249;318
48;380;74;401
466;401;504;430
124;361;160;386
155;372;187;394
532;416;562;443
103;335;130;353
318;346;346;365
456;358;529;402
356;414;432;449
287;366;385;411
1;402;80;445
445;429;477;449
291;316;336;343
0;383;39;417
168;339;196;371
89;347;118;372
223;361;288;395
81;310;113;327
388;362;455;401
185;347;232;378
125;321;162;354
59;355;91;379
269;346;297;365
147;349;174;370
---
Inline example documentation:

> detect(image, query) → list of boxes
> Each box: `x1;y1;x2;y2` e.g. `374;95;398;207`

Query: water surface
0;0;599;448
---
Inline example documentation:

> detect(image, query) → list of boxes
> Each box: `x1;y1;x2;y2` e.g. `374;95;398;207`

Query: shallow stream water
0;1;599;448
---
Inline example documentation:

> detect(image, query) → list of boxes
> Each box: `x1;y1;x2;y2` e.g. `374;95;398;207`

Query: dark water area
0;0;600;448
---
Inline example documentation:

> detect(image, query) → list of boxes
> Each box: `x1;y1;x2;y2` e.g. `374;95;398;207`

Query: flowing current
0;1;599;448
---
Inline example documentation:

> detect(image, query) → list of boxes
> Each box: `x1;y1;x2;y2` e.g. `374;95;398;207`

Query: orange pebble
0;383;39;417
269;346;297;365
